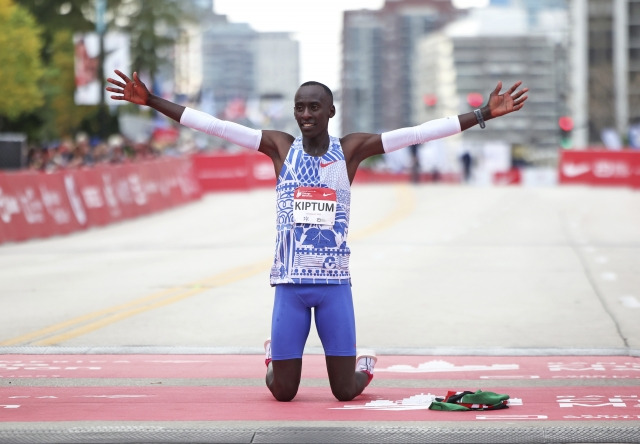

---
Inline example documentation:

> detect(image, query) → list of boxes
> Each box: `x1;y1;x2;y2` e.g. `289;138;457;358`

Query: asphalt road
1;183;638;355
1;183;640;444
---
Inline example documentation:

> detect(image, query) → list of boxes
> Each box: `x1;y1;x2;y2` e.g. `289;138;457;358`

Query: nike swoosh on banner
562;163;591;177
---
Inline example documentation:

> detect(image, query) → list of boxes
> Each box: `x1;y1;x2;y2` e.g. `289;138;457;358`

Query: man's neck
302;134;330;157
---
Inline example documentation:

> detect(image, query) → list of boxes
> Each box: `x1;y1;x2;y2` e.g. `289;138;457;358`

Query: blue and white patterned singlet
270;136;351;285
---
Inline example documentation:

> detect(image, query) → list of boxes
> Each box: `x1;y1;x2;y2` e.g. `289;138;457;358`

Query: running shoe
264;338;272;367
356;349;377;385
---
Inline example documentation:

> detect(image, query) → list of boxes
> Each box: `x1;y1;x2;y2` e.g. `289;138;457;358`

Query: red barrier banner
39;172;86;236
248;155;278;188
0;171;56;241
191;151;463;192
0;158;201;245
191;151;276;192
493;169;521;186
558;150;640;187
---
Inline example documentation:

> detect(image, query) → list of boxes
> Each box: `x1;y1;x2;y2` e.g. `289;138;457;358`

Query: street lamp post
96;0;107;139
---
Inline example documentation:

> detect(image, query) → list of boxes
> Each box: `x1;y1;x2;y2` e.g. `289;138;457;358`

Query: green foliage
3;0;192;142
9;0;108;141
19;0;94;63
18;0;94;32
48;29;99;139
0;0;45;121
116;0;185;86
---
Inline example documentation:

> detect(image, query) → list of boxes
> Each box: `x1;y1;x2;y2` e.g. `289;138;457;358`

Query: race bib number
293;187;337;225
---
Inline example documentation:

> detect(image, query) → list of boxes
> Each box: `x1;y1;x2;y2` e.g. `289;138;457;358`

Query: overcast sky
213;0;385;92
213;0;487;92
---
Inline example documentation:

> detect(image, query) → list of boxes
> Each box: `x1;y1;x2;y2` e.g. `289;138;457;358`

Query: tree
0;0;45;124
7;0;97;141
8;0;191;141
19;0;95;63
48;29;100;139
17;0;122;141
114;0;186;90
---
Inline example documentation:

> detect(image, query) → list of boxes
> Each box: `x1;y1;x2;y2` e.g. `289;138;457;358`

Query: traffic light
466;92;484;108
423;93;438;107
558;116;573;149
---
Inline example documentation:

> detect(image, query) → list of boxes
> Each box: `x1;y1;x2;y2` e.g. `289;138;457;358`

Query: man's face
293;85;335;137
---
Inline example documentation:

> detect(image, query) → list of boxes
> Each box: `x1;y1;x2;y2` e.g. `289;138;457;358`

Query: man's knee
269;381;299;402
266;359;302;402
330;385;357;402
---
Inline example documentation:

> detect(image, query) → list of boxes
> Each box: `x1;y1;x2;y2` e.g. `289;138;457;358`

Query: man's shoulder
339;132;385;165
260;130;296;152
340;132;380;149
263;129;295;144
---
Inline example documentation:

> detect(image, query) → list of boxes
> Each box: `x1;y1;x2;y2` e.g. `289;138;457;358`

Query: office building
571;0;640;148
415;5;569;157
341;1;460;135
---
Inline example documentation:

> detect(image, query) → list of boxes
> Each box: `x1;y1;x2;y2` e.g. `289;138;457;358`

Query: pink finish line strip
1;386;639;422
1;355;638;380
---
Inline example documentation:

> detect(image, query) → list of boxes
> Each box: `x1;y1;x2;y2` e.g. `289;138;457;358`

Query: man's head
294;81;335;137
299;81;333;104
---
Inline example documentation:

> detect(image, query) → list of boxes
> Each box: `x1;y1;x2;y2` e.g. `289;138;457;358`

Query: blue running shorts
271;283;356;360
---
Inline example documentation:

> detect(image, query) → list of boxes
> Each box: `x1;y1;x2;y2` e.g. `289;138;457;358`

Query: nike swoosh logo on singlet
320;161;337;168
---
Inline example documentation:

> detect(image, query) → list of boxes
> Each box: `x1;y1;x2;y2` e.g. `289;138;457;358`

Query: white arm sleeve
381;116;461;153
180;107;262;151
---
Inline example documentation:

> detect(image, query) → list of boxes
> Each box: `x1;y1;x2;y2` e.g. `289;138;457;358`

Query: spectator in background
51;138;73;169
19;128;187;171
409;143;421;183
26;146;42;171
108;134;128;164
38;145;57;173
460;148;473;183
68;132;94;168
92;141;110;164
21;133;154;171
132;140;156;161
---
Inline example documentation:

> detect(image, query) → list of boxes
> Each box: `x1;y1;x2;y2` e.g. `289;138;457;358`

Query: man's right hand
106;70;150;106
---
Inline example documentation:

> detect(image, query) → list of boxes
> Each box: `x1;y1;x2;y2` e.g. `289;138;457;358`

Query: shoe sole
356;349;377;365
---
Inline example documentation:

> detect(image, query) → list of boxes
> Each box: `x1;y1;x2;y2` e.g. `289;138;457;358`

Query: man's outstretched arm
382;80;528;152
343;82;529;156
458;80;528;131
107;70;185;121
106;70;262;151
341;80;528;177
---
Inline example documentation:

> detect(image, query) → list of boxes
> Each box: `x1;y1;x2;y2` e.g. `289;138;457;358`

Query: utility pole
96;0;107;140
570;0;588;149
613;0;629;140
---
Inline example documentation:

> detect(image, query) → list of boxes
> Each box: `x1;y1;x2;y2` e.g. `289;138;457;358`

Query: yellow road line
3;184;414;346
1;259;271;346
0;288;184;346
350;184;415;241
34;259;272;346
